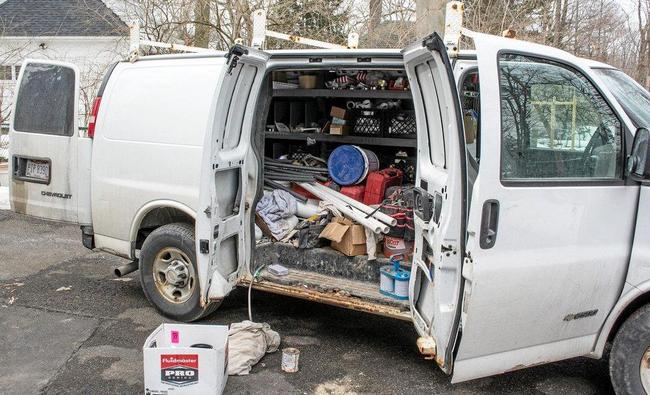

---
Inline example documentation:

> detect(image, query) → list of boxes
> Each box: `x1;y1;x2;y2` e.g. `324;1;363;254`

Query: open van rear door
402;33;467;373
9;59;91;225
196;46;269;305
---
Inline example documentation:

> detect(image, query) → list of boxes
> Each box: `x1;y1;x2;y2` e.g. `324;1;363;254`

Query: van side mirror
627;128;650;181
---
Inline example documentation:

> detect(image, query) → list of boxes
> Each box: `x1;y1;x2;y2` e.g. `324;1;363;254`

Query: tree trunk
194;0;210;48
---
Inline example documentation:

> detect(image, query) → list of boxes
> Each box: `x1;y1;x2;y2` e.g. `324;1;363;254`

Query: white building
0;0;128;124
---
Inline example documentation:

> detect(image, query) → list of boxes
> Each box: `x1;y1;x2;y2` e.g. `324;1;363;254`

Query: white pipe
311;183;397;227
300;183;385;233
265;30;347;49
299;183;388;234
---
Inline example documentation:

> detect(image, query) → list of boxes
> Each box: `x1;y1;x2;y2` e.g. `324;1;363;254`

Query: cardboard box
330;106;348;120
298;75;317;89
255;213;277;241
144;323;229;395
319;217;367;256
329;125;350;136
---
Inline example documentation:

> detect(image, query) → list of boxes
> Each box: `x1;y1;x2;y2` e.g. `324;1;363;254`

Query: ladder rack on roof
127;1;465;59
128;21;219;60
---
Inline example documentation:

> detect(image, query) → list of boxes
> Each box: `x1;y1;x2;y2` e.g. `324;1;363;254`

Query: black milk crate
352;109;384;137
386;111;416;138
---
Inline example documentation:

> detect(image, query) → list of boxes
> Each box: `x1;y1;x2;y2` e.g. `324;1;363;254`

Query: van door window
13;63;76;136
499;54;622;180
460;70;480;164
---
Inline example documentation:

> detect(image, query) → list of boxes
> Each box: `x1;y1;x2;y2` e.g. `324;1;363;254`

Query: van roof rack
128;1;464;59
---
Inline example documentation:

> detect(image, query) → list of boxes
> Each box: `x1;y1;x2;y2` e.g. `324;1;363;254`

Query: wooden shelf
265;131;417;148
273;88;412;99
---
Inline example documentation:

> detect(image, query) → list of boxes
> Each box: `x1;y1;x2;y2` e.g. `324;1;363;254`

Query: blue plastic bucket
328;145;379;186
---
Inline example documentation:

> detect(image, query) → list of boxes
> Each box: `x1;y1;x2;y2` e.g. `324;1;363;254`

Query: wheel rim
152;247;196;304
641;347;650;393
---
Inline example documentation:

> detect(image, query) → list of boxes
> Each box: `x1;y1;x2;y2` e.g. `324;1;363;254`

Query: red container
363;168;403;205
340;184;366;202
292;180;332;200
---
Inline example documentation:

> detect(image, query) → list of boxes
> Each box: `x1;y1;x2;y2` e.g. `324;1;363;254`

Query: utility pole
416;0;446;37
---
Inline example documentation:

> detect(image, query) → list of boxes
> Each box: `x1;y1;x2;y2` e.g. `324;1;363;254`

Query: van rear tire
139;223;219;322
610;303;650;394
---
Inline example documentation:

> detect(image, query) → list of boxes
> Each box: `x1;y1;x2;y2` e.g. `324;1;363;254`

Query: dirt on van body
0;210;614;394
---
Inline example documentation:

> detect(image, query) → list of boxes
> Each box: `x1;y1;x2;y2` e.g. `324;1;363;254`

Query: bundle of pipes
298;182;396;235
264;157;329;183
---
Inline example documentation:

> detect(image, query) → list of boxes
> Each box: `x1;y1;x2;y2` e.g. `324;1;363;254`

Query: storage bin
387;111;416;138
352;110;383;136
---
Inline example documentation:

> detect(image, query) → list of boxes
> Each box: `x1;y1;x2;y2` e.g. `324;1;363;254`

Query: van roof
131;48;407;62
128;47;616;71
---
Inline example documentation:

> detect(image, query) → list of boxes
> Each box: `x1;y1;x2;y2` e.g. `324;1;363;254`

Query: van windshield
593;68;650;128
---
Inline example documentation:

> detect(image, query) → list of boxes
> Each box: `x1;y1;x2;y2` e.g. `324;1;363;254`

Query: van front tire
610;303;650;395
139;223;219;322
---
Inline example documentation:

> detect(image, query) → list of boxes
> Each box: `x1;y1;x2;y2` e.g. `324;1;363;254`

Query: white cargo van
8;30;650;392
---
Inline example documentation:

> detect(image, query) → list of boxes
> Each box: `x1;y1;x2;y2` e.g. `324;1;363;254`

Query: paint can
328;145;379;185
281;347;300;373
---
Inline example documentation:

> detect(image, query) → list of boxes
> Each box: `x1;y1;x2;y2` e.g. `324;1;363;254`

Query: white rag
256;190;298;239
227;321;281;375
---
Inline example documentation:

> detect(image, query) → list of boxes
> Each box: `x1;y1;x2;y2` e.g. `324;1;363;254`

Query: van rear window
13;63;75;136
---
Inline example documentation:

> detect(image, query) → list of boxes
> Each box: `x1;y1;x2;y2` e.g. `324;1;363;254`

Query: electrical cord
248;265;266;322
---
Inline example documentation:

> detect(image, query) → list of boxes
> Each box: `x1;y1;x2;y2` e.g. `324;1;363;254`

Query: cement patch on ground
0;306;98;394
75;345;142;387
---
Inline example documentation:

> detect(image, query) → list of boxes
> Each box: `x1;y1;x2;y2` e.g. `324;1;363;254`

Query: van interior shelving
252;66;418;316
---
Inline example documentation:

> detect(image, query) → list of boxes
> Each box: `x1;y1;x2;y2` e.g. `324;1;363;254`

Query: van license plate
25;160;50;181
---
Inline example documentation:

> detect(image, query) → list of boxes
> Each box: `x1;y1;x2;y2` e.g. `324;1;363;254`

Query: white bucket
354;145;379;185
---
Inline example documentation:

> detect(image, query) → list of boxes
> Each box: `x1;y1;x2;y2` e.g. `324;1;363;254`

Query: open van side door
402;33;467;373
9;59;91;225
451;32;637;382
196;46;269;305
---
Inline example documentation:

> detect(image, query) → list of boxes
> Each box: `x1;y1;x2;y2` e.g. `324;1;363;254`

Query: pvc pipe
299;183;388;234
311;183;397;227
313;184;396;226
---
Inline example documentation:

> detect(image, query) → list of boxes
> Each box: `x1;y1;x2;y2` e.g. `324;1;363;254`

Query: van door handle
479;200;499;249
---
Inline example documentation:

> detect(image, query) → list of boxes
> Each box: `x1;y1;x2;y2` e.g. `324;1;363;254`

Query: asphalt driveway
0;210;615;394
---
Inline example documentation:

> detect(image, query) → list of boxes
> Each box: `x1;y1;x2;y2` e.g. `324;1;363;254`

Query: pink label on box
171;330;179;344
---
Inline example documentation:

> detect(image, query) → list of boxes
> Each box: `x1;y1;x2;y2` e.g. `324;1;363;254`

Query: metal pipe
299;183;388;234
265;158;329;171
265;163;329;173
311;183;397;227
265;174;317;182
265;171;328;182
114;261;139;277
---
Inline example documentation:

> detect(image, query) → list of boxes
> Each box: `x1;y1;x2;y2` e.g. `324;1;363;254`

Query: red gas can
340;184;366;202
363;168;403;205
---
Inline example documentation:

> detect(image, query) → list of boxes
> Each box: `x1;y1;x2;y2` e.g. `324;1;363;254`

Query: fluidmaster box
143;323;228;395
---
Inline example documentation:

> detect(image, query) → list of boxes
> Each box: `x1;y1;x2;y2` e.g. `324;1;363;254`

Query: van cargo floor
247;268;410;320
255;242;392;282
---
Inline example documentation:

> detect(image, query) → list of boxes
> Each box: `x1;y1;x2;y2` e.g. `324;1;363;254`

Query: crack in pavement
40;321;103;394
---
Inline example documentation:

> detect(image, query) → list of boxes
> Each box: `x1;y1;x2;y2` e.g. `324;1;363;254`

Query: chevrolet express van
9;30;650;392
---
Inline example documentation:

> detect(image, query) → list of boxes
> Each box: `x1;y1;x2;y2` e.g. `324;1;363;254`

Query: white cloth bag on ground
227;321;281;375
